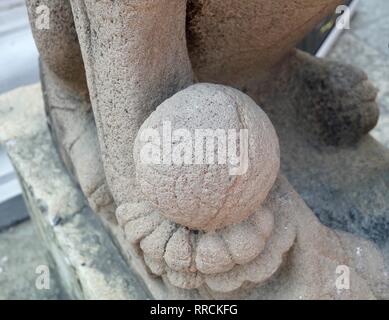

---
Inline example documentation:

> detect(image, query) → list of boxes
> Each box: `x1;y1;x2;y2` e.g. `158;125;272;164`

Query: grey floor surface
0;221;66;300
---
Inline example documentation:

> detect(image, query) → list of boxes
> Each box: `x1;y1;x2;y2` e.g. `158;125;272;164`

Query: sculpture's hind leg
245;49;388;246
26;0;114;214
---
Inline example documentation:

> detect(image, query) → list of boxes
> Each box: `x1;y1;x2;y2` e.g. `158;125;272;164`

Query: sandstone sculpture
25;0;389;299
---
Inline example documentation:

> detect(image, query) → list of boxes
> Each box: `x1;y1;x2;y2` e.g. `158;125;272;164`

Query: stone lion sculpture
26;0;388;299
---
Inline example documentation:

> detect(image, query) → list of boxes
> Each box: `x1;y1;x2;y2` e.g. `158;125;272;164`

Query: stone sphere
133;83;280;231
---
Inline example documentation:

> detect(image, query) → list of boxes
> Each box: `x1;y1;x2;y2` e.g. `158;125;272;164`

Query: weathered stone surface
40;65;114;215
70;0;194;208
26;0;87;94
2;84;388;299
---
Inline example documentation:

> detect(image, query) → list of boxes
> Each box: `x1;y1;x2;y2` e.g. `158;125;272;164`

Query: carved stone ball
134;83;280;231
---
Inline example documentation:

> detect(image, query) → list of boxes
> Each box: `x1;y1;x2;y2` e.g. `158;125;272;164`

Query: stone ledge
0;84;149;300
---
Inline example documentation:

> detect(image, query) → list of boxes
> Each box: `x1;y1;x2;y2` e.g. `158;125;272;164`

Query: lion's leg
69;0;193;206
26;0;113;213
